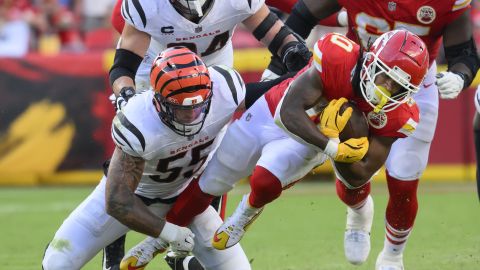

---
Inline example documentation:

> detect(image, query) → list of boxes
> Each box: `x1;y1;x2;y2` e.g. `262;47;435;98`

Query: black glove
114;86;135;112
280;41;312;72
264;55;288;79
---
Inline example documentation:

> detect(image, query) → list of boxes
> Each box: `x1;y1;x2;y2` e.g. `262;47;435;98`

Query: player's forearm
276;104;329;151
105;149;164;237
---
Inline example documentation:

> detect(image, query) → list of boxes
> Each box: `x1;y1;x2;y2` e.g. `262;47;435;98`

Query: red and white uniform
267;33;419;139
337;0;471;179
198;33;418;197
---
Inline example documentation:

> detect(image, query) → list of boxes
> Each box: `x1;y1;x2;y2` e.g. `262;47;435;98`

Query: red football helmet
360;29;429;112
151;47;213;137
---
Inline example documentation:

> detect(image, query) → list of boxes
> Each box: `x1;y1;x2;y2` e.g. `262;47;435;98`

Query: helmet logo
417;6;436;24
367;111;388;129
183;95;204;105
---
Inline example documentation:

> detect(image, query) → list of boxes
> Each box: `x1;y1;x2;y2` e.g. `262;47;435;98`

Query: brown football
334;101;370;185
339;101;369;141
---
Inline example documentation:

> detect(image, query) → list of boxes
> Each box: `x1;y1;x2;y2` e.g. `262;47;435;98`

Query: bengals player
267;0;479;269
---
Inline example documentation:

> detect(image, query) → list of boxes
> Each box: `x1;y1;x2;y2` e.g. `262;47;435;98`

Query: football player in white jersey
110;0;311;105
42;47;256;270
106;1;311;268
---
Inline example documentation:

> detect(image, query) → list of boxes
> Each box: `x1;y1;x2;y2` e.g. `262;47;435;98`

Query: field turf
1;181;478;270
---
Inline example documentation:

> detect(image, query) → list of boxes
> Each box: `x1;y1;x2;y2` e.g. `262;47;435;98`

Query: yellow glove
324;137;369;163
319;98;352;138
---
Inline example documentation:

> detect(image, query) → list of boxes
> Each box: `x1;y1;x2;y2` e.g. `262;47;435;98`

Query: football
334;101;369;184
338;101;369;142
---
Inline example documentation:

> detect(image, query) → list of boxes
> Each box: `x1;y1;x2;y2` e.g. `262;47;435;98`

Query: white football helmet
360;30;429;112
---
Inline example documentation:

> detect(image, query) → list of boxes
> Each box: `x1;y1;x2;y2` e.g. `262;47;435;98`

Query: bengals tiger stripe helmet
150;47;213;137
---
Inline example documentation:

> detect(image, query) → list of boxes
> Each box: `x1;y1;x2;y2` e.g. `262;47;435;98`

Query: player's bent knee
42;248;75;270
199;177;233;197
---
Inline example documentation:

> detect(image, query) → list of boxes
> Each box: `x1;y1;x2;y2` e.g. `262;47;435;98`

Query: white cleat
375;251;404;270
344;195;374;265
212;194;263;250
120;237;167;270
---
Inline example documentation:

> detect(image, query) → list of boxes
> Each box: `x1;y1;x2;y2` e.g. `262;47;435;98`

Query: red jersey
338;0;471;63
264;33;419;138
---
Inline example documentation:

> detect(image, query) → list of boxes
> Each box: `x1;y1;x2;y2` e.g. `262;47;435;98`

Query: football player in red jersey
164;30;428;255
266;0;480;269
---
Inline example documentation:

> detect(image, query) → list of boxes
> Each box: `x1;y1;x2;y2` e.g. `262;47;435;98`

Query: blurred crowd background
1;0;479;60
0;0;477;184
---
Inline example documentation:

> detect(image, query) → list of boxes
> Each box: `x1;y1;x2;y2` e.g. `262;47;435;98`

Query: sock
166;179;215;226
383;171;419;256
336;179;371;209
248;166;283;208
474;122;480;201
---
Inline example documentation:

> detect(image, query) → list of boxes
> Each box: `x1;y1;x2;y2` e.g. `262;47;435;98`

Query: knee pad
199;176;234;197
386;139;430;180
42;247;75;270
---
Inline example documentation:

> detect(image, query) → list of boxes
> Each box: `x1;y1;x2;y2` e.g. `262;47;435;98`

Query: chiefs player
165;30;428;260
266;0;479;269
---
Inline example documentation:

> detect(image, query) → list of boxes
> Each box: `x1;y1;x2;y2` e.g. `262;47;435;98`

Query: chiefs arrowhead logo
367;111;388;129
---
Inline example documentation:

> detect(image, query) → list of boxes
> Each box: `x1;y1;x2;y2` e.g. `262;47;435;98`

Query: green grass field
1;181;479;270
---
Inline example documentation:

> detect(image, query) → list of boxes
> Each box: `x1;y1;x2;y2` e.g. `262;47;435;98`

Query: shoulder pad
209;65;246;105
111;111;146;157
122;0;158;30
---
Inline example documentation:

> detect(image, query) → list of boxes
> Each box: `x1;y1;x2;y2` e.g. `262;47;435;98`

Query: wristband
159;221;178;242
323;138;340;158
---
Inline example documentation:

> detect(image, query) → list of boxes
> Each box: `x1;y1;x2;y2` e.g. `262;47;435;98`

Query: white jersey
111;65;245;199
122;0;263;69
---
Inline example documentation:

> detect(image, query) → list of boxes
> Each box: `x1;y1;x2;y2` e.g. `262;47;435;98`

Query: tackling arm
243;4;311;73
105;146;165;237
109;23;150;97
334;135;396;187
275;66;330;150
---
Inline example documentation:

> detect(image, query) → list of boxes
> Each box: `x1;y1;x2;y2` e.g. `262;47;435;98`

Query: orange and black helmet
150;47;213;137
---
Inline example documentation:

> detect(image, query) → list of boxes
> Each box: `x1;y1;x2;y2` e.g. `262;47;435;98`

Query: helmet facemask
359;30;427;113
155;89;213;137
360;52;418;113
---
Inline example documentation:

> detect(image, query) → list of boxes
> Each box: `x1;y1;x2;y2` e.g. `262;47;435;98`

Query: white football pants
42;177;251;270
386;62;439;180
199;96;327;196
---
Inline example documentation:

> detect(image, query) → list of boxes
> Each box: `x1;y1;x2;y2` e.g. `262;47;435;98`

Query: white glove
159;221;195;255
436;71;464;99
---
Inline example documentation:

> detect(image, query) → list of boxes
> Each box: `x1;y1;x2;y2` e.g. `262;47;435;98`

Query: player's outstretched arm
105;146;163;236
109;23;150;97
243;4;311;74
106;147;195;253
334;135;396;187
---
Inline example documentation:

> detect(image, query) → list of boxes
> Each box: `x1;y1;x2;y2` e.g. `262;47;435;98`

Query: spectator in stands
37;0;84;52
0;0;37;57
80;0;115;32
